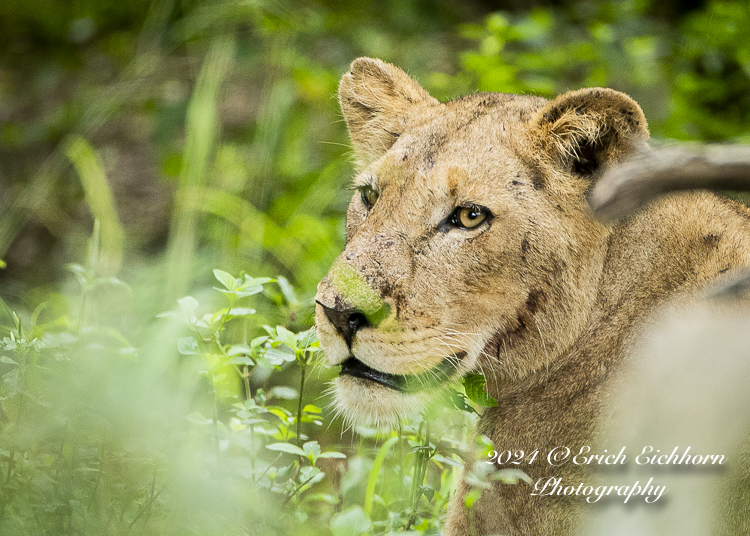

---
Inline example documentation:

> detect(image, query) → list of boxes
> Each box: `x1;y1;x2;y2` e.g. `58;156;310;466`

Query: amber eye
451;205;489;229
360;186;379;210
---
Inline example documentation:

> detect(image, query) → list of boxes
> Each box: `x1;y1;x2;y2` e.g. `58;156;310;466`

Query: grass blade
364;435;399;518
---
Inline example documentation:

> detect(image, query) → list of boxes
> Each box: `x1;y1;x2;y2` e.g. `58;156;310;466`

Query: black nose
316;301;371;346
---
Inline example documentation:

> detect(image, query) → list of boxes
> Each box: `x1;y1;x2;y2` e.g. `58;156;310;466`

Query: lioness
314;57;750;535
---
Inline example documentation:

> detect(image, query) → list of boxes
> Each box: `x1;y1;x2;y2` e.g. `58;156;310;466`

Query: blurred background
0;0;749;534
1;0;749;310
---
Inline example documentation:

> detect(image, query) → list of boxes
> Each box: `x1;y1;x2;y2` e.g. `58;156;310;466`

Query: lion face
316;58;648;428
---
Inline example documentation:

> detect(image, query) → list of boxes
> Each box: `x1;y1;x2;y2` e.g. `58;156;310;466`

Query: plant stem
125;470;162;534
406;421;431;530
283;472;319;506
86;444;105;511
254;453;282;486
242;366;256;482
4;342;26;499
409;422;424;506
2;449;14;521
77;290;88;337
208;373;221;467
296;362;307;448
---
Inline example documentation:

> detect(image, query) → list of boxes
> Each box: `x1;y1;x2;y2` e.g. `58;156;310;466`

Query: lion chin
327;352;469;429
332;375;432;429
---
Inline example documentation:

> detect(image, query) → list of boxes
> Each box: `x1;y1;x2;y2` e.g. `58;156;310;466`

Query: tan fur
315;58;750;535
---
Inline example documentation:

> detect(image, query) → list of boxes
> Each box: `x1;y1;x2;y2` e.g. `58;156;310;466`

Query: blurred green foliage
0;242;489;534
0;0;474;307
1;0;748;304
0;0;749;534
460;0;750;140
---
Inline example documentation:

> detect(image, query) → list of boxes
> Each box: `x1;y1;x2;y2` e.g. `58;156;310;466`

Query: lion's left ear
530;88;649;186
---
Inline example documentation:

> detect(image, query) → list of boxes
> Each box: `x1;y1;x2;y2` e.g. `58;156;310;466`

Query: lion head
315;58;648;428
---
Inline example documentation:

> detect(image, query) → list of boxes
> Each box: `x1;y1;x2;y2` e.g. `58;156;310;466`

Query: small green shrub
0;226;513;536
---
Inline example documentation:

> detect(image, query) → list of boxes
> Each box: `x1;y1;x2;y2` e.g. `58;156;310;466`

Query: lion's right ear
339;58;439;169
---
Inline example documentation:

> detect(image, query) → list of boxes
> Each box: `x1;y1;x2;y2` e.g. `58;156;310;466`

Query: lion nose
316;301;372;346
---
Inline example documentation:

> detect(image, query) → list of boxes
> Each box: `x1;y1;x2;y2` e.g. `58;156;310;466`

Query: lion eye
360;186;379;210
451;205;489;229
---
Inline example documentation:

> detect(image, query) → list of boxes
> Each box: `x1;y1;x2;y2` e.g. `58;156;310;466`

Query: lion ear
339;57;439;169
531;88;649;186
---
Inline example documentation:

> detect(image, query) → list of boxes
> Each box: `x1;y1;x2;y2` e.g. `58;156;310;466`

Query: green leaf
318;451;347;459
269;386;298;400
233;275;272;298
419;485;435;501
178;296;199;313
463;374;498;407
299;465;325;487
447;387;477;414
242;275;272;288
2;369;18;389
250;336;269;348
365;436;399;517
92;276;131;292
213;269;237;291
464;488;483;508
431;453;463;467
230;288;263;298
177;337;199;355
277;276;299;306
493;468;533;485
303;441;321;461
226;344;252;356
331;506;372;536
463;469;491;490
264;346;296;366
0;355;16;365
67;262;85;276
296;327;318;348
300;415;323;425
0;296;15;333
228;356;254;365
194;314;211;329
226;307;256;318
266;442;306;456
475;434;495;459
303;493;339;504
275;325;297;351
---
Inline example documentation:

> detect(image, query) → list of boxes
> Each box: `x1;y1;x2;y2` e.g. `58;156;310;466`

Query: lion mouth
339;357;407;391
339;353;466;393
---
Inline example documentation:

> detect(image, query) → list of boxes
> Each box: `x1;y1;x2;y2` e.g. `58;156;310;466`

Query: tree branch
590;144;750;222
